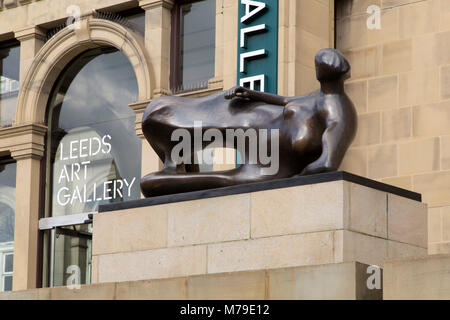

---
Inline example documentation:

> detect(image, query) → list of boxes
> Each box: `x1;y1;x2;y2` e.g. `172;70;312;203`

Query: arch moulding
15;16;154;125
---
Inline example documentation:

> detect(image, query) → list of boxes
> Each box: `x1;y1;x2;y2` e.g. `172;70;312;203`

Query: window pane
3;275;12;291
178;0;216;90
0;161;15;243
52;226;92;287
126;12;145;35
47;47;141;217
0;160;15;292
4;254;13;273
0;43;20;127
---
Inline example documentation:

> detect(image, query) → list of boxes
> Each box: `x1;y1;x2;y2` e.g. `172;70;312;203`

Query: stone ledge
99;171;422;212
0;262;382;300
0;123;47;159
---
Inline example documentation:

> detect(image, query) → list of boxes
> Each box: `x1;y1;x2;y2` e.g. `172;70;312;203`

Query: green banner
237;0;279;94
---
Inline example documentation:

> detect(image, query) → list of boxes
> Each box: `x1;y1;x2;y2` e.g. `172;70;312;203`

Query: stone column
14;26;46;89
139;0;173;97
277;0;334;96
8;27;47;291
134;0;170;194
9;124;46;291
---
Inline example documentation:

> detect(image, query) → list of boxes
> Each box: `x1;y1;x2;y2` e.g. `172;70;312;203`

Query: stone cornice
0;123;46;138
138;0;174;11
129;100;151;138
0;123;47;160
14;25;46;42
129;99;151;114
2;0;32;11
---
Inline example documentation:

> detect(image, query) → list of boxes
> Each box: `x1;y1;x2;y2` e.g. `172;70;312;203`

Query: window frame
0;156;16;291
0;39;21;128
170;0;216;93
40;46;142;288
0;243;14;292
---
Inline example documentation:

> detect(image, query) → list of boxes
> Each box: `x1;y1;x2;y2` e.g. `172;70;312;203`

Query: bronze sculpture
140;48;357;197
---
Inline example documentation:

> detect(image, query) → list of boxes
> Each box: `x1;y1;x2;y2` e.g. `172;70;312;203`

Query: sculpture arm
225;86;289;106
301;112;357;175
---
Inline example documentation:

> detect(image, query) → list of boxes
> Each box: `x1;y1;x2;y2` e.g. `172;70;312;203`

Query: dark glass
0;43;20;127
0;161;16;243
47;47;141;217
3;254;13;273
126;12;145;35
3;275;12;291
176;0;216;91
52;225;92;287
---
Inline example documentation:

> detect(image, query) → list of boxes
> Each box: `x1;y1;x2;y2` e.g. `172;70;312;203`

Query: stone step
0;261;382;300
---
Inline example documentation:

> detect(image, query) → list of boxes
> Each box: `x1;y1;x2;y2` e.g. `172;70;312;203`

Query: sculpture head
315;48;350;82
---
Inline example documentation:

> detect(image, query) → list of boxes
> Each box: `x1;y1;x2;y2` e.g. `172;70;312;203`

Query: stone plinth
92;172;427;284
384;254;450;300
0;262;381;300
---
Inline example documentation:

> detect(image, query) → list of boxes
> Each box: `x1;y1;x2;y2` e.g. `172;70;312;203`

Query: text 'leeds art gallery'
0;0;449;300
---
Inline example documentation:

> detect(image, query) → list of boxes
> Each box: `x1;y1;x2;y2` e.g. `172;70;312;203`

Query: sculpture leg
148;140;192;174
140;164;271;197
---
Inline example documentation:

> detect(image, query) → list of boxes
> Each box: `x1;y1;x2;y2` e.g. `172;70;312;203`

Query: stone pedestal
384;254;450;299
92;172;427;285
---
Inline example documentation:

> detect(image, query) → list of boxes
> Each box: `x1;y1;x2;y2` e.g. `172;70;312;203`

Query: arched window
46;46;141;217
44;46;141;286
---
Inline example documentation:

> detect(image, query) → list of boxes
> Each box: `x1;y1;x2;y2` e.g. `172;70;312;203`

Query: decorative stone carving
15;16;153;125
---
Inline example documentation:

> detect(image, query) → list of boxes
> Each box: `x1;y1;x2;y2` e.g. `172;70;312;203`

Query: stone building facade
336;0;450;256
0;0;446;296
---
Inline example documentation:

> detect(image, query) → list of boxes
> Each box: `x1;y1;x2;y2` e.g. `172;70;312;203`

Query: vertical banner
237;0;279;94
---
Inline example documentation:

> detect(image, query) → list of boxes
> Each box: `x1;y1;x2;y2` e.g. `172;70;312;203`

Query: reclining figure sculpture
140;48;357;197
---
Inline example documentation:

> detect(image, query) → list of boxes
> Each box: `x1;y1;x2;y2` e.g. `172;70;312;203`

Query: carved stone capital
208;77;224;90
14;26;46;42
130;99;151;138
130;99;151;115
74;16;92;43
152;88;172;98
0;123;47;160
139;0;174;11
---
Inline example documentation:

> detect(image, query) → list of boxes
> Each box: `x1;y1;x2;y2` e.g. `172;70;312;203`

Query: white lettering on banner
240;75;265;91
239;0;269;92
240;49;266;73
240;24;266;48
55;134;137;207
241;0;266;23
